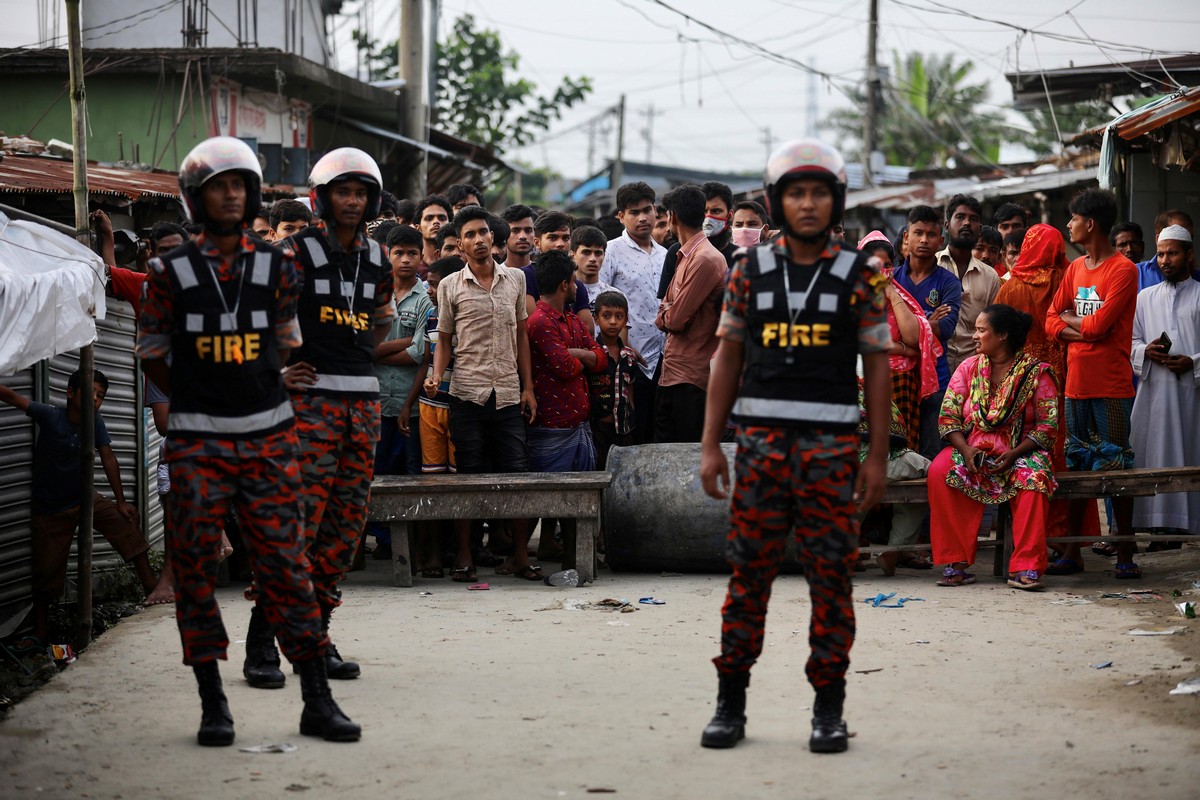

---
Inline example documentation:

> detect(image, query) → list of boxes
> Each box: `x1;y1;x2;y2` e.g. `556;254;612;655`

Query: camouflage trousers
714;427;859;688
168;430;327;665
291;392;380;611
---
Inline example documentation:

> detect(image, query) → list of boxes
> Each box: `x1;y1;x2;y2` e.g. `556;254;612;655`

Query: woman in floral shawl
993;225;1101;569
928;304;1058;590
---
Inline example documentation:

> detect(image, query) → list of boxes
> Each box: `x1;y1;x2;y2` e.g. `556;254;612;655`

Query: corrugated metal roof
845;168;1096;212
0;154;181;201
1070;87;1200;146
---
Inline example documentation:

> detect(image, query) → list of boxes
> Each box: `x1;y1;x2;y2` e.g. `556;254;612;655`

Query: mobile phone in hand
1159;331;1172;352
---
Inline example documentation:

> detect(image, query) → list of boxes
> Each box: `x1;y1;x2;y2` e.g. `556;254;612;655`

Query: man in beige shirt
427;205;540;582
936;193;1000;373
655;184;728;443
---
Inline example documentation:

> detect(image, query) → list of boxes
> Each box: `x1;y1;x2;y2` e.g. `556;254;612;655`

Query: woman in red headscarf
994;223;1099;567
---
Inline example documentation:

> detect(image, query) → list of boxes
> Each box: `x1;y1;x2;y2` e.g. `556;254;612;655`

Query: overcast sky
4;0;1198;179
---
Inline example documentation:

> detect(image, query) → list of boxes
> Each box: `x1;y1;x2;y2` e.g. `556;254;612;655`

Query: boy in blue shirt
892;205;962;461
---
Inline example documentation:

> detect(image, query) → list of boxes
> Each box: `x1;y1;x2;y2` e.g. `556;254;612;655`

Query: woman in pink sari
928;304;1058;590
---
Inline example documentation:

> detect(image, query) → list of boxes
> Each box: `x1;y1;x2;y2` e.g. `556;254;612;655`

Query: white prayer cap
1157;224;1192;244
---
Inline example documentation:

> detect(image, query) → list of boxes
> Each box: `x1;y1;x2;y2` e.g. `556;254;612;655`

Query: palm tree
825;52;1004;170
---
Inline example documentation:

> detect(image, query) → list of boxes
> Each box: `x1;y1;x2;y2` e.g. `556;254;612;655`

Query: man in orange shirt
1045;189;1140;578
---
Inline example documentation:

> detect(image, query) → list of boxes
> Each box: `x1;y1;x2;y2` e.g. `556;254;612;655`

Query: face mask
702;215;728;238
730;227;762;247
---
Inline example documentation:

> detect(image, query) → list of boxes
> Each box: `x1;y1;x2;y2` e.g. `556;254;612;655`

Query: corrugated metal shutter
0;368;36;619
144;390;165;550
47;297;163;597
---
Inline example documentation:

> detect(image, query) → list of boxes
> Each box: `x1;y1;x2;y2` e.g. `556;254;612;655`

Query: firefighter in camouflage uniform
698;139;892;754
240;148;394;690
137;136;360;746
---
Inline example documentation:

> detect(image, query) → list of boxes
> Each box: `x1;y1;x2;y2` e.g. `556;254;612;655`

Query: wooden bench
368;472;612;587
874;466;1200;576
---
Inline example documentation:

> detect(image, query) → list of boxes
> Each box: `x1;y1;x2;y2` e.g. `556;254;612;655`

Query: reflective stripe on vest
170;399;293;436
731;397;859;425
308;373;381;393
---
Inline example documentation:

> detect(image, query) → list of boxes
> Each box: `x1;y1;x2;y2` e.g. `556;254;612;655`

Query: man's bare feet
144;572;175;606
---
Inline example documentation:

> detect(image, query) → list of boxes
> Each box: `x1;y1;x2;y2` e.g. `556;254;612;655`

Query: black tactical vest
732;243;865;431
163;241;293;439
290;227;389;397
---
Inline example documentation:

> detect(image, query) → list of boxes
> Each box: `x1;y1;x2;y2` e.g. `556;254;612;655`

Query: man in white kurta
1130;225;1200;533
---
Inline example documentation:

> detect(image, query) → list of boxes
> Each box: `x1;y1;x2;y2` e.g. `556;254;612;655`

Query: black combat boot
321;605;360;679
293;605;362;679
193;661;235;747
809;680;849;753
700;671;750;748
297;657;362;742
243;605;286;689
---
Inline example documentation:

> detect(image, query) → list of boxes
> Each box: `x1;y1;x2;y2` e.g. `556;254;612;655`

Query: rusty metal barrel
603;443;804;573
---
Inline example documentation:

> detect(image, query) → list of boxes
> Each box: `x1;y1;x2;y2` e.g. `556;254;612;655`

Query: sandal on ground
1007;570;1044;590
936;566;976;587
897;553;933;570
1147;541;1182;553
1091;542;1118;557
1045;558;1084;575
450;566;477;583
1114;562;1142;580
514;564;544;582
421;565;445;579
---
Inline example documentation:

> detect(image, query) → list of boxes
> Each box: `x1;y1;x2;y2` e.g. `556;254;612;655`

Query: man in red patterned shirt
526;249;608;567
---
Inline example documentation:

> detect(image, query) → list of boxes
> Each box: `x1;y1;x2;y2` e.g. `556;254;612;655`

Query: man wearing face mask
935;194;1000;373
657;181;739;300
730;200;772;249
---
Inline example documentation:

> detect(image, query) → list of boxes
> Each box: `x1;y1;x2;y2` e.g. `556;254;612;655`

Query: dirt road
3;546;1198;800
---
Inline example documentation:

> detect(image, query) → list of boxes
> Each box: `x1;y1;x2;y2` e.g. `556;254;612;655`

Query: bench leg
391;521;413;587
993;503;1012;578
576;515;598;584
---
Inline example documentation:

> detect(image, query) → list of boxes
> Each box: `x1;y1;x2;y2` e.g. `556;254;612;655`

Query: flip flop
450;566;477;583
639;597;666;605
467;583;490;591
936;567;976;587
1115;562;1142;580
514;565;544;581
1007;570;1044;591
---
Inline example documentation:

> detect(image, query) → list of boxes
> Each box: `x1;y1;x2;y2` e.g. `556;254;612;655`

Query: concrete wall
1128;152;1200;238
82;0;330;66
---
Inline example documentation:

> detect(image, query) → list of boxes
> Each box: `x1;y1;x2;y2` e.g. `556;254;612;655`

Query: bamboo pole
66;0;95;652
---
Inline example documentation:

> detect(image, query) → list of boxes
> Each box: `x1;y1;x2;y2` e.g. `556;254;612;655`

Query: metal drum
603;443;806;574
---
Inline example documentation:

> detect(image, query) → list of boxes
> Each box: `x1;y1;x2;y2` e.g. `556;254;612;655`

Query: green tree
354;14;592;155
825;52;1004;169
1013;100;1114;158
434;15;591;152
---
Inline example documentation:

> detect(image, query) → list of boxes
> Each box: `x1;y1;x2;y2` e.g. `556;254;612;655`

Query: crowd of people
3;129;1196;752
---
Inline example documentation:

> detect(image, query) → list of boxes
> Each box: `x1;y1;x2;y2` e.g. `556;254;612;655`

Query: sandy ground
3;544;1199;800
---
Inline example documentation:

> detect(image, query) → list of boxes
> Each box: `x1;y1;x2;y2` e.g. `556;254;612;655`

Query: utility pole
639;102;663;163
612;95;626;211
863;0;881;188
805;67;819;138
760;127;775;163
65;0;95;653
399;0;427;199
